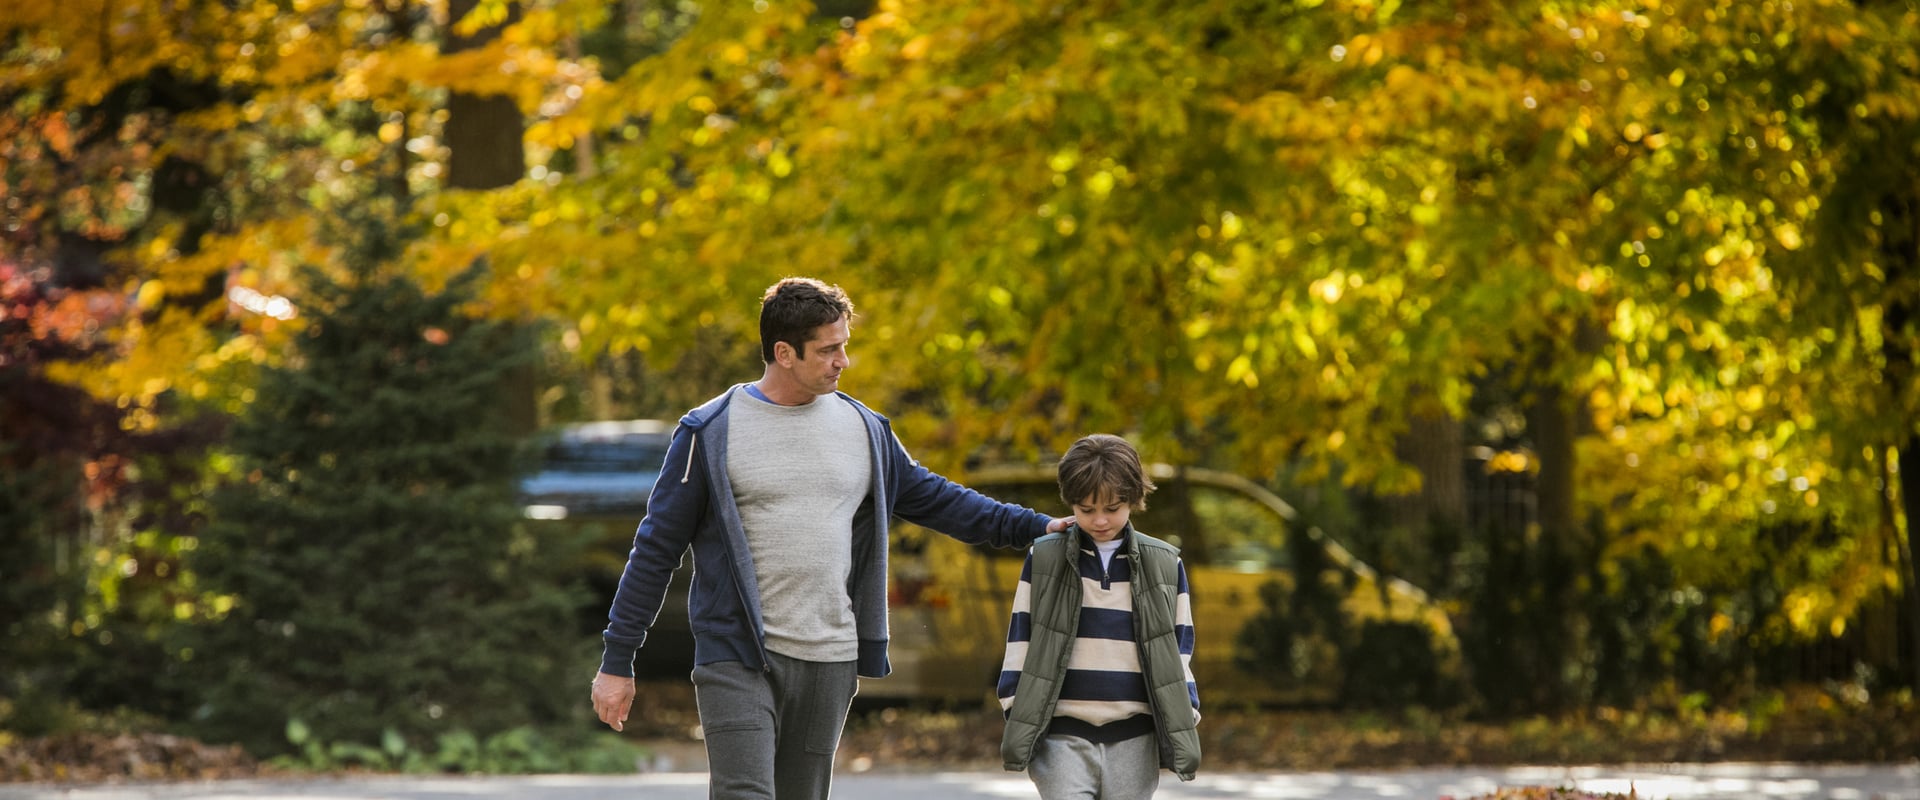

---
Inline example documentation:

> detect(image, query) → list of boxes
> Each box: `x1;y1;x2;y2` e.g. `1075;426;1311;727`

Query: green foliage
0;258;228;735
1340;621;1452;710
1234;507;1462;709
180;216;589;755
1235;521;1353;697
0;452;79;736
59;436;234;726
1455;511;1589;715
271;717;641;774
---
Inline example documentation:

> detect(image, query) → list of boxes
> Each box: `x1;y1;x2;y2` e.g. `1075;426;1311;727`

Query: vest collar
1071;522;1137;554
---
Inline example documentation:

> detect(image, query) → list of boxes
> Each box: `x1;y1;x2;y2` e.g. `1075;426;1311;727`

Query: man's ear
773;340;795;366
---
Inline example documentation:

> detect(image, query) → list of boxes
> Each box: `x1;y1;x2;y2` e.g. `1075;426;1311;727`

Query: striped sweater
997;528;1200;742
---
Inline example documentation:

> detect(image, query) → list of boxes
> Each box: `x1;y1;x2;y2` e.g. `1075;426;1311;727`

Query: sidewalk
2;762;1916;800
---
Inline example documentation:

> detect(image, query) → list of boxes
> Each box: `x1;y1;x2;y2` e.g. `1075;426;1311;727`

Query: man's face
790;316;851;396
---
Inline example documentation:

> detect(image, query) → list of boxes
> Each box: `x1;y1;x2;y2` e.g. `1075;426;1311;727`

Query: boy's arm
1176;558;1200;721
996;554;1038;714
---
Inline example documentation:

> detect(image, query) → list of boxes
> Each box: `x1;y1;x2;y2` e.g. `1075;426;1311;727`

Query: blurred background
3;0;1919;777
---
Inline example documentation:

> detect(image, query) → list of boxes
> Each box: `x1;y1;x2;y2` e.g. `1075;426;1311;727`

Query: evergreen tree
185;219;586;753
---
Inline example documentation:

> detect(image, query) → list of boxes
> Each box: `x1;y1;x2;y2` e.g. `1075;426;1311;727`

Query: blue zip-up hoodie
599;385;1052;679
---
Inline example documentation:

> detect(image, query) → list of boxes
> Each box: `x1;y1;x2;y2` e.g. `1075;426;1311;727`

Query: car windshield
543;439;668;472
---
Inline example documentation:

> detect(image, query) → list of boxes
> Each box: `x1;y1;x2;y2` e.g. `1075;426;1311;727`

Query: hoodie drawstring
681;432;697;483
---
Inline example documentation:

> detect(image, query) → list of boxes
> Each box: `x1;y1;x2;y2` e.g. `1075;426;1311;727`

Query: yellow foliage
7;0;1917;650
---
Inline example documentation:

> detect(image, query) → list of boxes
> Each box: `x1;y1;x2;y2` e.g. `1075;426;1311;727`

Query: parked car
517;420;695;675
518;419;671;520
876;463;1456;706
521;420;1455;705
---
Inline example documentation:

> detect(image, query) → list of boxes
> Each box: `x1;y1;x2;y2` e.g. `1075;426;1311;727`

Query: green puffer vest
1000;526;1202;781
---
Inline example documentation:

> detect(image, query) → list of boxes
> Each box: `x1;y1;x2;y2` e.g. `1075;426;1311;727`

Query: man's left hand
1045;516;1070;533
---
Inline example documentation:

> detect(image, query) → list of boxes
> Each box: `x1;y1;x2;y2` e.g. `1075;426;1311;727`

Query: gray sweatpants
1029;732;1161;800
691;654;858;800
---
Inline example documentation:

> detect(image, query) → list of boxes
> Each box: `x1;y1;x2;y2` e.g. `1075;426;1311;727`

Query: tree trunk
1893;439;1920;692
443;0;538;434
1527;381;1577;550
444;91;524;192
1884;288;1920;694
1389;409;1467;531
1385;405;1466;600
1876;164;1920;692
1523;346;1590;711
444;0;525;192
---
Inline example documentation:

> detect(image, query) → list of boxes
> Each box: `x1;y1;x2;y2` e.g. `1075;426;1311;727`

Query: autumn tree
1;0;601;732
458;0;1920;705
0;88;231;729
8;0;1920;720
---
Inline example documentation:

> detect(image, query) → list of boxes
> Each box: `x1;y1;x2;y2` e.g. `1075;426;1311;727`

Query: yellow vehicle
875;463;1455;706
522;422;1454;705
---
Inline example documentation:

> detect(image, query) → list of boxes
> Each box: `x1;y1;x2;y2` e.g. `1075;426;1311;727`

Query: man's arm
592;424;708;732
884;428;1064;546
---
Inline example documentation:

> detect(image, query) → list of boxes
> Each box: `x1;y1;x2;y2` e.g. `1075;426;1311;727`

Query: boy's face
1070;489;1131;543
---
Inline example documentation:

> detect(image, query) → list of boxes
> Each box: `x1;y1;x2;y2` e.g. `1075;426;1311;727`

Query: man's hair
759;277;854;363
1057;434;1156;511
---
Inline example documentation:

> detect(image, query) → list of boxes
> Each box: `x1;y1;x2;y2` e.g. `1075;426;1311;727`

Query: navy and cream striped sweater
997;530;1199;743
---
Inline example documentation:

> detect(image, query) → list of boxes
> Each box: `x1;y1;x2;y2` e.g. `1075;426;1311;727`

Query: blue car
518;420;693;676
517;419;672;520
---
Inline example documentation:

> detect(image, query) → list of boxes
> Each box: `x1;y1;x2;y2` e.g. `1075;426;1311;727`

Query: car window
518;422;671;520
543;438;669;472
1190;484;1291;572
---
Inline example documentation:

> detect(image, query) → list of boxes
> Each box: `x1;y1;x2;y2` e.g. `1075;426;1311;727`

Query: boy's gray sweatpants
1029;732;1161;800
691;654;858;800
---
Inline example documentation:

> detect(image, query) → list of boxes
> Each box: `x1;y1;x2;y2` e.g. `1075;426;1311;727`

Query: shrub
1340;620;1452;709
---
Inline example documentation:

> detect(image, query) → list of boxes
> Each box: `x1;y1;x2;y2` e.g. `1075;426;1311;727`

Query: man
590;277;1065;799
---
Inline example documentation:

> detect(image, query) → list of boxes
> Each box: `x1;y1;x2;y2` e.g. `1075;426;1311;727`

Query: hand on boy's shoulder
1045;516;1070;533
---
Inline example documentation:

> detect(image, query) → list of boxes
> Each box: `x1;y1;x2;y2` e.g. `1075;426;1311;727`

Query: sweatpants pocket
799;662;857;755
691;660;771;735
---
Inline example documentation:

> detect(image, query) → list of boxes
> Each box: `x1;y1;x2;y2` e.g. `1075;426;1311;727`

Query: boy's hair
760;277;854;363
1057;434;1156;511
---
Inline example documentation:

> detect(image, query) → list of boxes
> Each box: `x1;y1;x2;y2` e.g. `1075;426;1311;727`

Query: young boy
998;434;1201;798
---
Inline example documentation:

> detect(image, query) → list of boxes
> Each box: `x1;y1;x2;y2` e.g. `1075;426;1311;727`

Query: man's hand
590;671;636;732
1046;516;1070;533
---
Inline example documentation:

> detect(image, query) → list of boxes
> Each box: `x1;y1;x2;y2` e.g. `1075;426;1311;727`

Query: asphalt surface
2;763;1918;800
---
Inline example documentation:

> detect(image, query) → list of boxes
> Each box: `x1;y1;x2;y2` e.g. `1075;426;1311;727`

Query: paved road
3;763;1917;800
